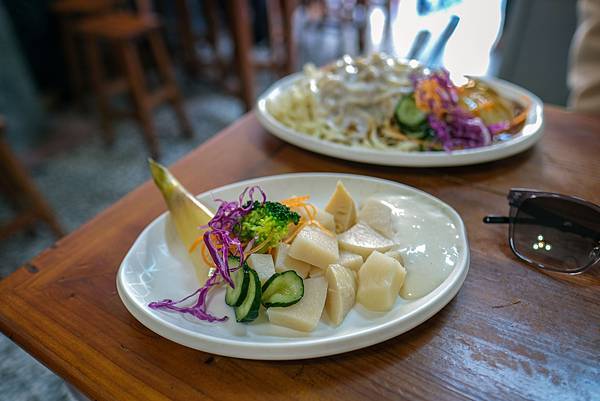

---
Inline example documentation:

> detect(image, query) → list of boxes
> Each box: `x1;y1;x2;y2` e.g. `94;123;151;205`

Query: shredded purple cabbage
148;275;225;322
148;186;266;322
487;121;510;135
414;70;508;151
429;108;492;151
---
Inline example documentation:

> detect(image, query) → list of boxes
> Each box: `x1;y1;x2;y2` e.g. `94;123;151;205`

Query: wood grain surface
0;106;598;401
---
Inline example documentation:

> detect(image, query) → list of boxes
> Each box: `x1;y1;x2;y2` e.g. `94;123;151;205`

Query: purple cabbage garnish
149;186;266;322
414;70;508;151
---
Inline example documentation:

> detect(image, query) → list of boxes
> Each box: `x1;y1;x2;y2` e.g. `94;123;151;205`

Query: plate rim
255;73;545;167
117;172;470;360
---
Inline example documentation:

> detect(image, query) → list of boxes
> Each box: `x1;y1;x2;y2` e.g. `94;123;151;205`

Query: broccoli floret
236;201;300;251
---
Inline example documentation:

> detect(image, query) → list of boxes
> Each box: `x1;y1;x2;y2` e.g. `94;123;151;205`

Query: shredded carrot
310;220;335;238
280;195;310;207
189;234;204;253
301;203;317;221
281;196;337;244
509;100;530;129
415;79;448;117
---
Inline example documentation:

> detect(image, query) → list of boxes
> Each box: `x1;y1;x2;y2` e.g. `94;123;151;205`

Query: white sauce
365;195;460;299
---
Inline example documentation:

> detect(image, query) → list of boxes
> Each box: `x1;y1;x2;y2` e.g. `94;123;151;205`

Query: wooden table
0;106;598;400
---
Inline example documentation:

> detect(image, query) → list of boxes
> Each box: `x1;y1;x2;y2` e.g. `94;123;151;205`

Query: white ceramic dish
117;173;470;360
256;74;544;167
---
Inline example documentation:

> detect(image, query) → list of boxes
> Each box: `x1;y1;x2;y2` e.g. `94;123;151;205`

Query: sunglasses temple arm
483;216;510;224
484;214;598;240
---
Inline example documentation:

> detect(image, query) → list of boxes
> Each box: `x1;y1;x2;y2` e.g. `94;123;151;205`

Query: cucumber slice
234;268;262;323
261;270;304;308
224;261;249;307
395;95;427;129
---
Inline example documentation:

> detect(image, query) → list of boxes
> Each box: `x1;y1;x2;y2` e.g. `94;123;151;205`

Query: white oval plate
256;74;544;167
117;173;470;360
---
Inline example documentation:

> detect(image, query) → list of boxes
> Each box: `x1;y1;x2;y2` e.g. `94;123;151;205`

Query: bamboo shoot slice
325;264;357;326
338;222;394;258
357;251;406;312
288;225;339;269
358;198;393;237
272;243;312;278
325;181;357;233
267;277;328;332
246;253;276;284
337;251;364;272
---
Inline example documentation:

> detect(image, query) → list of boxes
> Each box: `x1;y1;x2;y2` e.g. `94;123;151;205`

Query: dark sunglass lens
511;197;599;272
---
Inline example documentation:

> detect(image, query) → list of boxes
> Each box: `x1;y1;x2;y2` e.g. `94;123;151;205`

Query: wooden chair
52;0;120;104
170;0;298;111
0;118;64;241
76;0;193;159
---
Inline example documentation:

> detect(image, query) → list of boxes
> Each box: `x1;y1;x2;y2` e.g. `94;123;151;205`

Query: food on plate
267;277;328;332
357;251;407;312
149;159;214;285
288;225;340;269
237;200;300;252
384;248;404;265
337;221;394;258
358;198;393;237
246;253;276;284
267;53;529;152
261;270;304;308
297;205;336;232
234;268;262;322
325;181;357;232
272;243;312;278
325;264;357;326
147;163;460;333
336;251;364;271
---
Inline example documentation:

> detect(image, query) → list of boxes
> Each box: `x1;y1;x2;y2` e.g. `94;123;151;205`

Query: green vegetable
236;201;300;251
234;268;262;323
261;270;304;308
225;257;250;307
395;95;427;129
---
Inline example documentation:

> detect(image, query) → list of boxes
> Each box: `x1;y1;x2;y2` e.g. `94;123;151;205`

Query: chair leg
148;30;193;138
118;41;160;159
60;18;85;105
0;138;64;238
203;0;225;74
174;0;200;75
226;0;255;111
279;0;297;75
84;36;115;146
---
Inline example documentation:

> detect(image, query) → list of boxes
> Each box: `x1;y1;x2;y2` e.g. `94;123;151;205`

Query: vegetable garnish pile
149;186;306;323
396;69;529;151
149;163;412;333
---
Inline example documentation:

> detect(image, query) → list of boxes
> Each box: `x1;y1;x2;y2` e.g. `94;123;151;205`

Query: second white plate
117;173;470;360
256;74;544;167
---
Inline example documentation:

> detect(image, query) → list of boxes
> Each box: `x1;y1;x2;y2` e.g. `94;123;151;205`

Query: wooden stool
264;0;297;76
170;0;297;111
171;0;224;77
0;118;64;241
52;0;120;103
77;8;193;159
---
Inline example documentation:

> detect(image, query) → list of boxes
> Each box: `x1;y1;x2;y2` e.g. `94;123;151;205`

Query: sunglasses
484;189;600;274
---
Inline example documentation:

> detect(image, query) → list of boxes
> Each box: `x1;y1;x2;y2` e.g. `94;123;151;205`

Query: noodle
266;53;526;152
